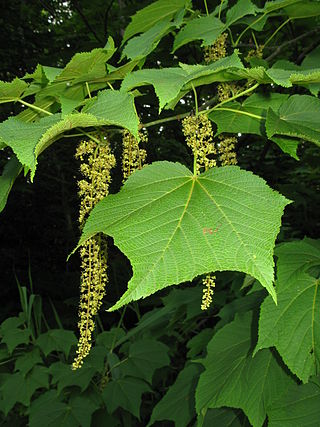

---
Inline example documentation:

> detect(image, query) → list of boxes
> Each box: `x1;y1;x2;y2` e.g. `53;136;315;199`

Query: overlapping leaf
101;377;151;419
0;367;49;415
195;312;295;427
0;90;138;180
119;339;170;383
266;95;320;147
255;239;320;382
121;52;244;110
28;391;98;427
267;380;320;426
148;363;202;427
78;161;289;310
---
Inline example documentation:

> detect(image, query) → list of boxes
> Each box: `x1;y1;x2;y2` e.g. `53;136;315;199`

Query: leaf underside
79;162;289;310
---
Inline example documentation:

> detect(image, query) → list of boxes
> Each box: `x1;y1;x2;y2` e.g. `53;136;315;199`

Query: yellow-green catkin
201;274;216;310
218;135;237;166
182;114;217;174
245;44;264;63
204;33;228;63
122;129;148;182
72;138;116;370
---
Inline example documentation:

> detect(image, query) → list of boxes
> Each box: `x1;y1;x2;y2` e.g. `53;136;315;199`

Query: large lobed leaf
195;312;296;427
78;161;290;310
255;239;320;383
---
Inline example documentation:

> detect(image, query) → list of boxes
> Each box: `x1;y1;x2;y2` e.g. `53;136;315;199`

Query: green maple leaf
255;239;320;383
195;312;296;427
78;162;289;310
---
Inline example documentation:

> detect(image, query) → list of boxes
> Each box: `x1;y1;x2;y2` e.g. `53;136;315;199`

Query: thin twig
265;27;320;62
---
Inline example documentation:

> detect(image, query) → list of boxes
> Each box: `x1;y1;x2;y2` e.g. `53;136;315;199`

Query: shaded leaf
0;316;31;353
28;390;98;427
49;361;96;394
96;328;126;350
119;339;170;383
268;380;320;426
255;239;320;382
196;312;296;427
187;329;213;358
201;407;249;427
14;347;43;375
36;329;77;358
0;155;22;213
148;363;202;427
0;367;49;415
102;377;151;419
79;162;289;310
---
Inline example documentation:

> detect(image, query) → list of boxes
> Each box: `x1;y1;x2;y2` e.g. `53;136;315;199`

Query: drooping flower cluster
122;129;148;182
218;135;238;166
182;114;217;174
201;274;216;310
245;44;264;63
72;137;116;370
204;33;228;63
217;82;236;102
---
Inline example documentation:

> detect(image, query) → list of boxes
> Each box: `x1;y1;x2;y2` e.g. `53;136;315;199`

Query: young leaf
255;239;320;383
118;339;170;383
266;95;320;147
267;380;320;426
122;0;188;43
102;377;151;419
0;155;22;213
148;363;202;427
78;161;289;310
195;312;296;427
0;78;28;104
28;390;98;427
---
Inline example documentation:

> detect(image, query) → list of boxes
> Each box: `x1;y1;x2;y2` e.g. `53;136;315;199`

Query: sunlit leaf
78;162;290;310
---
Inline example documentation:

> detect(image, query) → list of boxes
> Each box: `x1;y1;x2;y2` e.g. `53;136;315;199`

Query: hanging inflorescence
122;129;148;182
72;137;116;370
204;33;228;63
182;114;217;174
245;44;264;63
218;135;238;166
201;274;216;310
